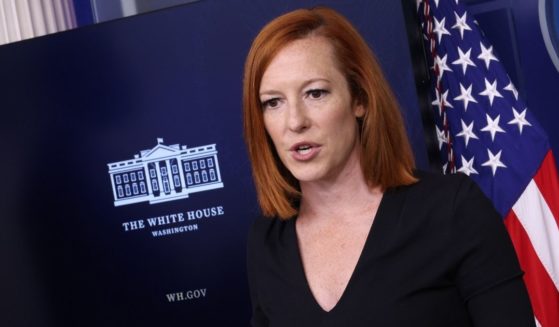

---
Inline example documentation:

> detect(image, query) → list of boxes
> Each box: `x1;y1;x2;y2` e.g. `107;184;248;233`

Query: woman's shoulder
411;169;472;190
247;214;292;250
387;170;499;237
395;169;480;205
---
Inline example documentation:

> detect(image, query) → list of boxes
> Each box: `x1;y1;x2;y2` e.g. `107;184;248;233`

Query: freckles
263;118;282;147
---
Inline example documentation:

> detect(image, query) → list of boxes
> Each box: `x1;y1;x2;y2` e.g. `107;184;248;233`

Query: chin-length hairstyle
243;7;417;219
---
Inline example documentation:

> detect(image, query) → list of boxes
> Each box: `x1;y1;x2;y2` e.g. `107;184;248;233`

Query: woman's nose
287;100;310;133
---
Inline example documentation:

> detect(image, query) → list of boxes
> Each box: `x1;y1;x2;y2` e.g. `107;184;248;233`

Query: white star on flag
504;81;519;100
479;78;503;106
453;83;478;111
418;1;559;324
432;89;454;115
477;43;499;69
452;11;472;39
442;162;448;174
508;108;532;134
433;16;451;43
432;54;453;81
481;114;506;141
482;149;507;176
436;125;447;150
456;119;479;147
457;155;479;175
452;47;476;74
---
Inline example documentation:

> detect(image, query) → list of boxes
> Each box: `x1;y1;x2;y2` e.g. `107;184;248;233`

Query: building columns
0;0;76;46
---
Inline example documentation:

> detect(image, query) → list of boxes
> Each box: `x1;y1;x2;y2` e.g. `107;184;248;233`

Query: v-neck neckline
290;189;391;314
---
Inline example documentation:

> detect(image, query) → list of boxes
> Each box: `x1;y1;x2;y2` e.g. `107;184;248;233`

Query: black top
247;171;535;326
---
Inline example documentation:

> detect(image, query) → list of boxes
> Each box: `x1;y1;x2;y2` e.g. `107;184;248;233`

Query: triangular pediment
141;144;180;159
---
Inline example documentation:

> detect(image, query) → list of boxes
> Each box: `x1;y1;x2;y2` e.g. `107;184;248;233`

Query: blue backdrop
464;0;559;158
0;1;424;325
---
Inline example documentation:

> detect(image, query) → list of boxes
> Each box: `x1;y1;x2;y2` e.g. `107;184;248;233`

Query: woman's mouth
290;143;321;161
296;144;312;155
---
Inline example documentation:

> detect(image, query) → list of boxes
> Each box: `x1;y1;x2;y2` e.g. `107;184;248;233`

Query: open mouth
290;143;320;160
296;145;312;155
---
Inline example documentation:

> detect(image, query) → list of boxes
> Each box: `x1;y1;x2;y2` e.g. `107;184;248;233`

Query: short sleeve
451;175;535;326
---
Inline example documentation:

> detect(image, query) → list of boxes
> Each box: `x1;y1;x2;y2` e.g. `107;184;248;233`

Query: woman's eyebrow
260;78;331;97
259;89;282;97
301;78;330;88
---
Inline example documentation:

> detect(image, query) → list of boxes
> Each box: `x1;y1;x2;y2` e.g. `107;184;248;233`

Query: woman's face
259;36;365;185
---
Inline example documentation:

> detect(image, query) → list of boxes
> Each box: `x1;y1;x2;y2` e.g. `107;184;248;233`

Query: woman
243;7;534;326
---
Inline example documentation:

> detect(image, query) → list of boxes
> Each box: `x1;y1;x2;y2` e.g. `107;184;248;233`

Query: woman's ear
354;103;365;118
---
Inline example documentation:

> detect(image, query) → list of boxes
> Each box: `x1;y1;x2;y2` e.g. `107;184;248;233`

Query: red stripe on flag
533;150;559;229
504;211;559;327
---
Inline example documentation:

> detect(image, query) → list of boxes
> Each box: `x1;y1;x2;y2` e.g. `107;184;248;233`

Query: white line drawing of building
107;138;224;206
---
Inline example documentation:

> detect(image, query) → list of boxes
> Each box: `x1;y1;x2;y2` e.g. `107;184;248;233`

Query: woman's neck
298;160;382;224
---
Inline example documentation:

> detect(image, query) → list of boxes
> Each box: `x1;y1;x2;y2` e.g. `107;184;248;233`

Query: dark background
0;0;557;325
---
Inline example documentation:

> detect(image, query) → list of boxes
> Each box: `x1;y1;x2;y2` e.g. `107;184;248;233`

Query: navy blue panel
72;0;94;26
464;0;559;162
555;0;559;33
553;0;559;38
0;0;424;325
547;0;559;71
473;9;523;92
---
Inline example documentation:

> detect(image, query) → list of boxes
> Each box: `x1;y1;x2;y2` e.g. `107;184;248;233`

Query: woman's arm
466;275;535;326
451;175;536;326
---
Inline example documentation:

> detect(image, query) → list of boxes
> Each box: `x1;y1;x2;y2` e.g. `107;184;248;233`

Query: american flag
417;1;559;326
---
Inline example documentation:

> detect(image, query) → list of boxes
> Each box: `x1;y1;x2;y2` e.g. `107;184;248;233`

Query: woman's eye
306;89;329;99
261;98;280;109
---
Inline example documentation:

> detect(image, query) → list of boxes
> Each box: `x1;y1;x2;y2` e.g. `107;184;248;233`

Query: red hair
243;7;416;219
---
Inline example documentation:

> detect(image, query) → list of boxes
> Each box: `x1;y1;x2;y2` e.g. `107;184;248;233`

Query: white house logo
107;138;224;207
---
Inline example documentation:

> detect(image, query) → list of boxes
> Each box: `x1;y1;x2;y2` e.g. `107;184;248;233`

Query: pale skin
260;36;383;312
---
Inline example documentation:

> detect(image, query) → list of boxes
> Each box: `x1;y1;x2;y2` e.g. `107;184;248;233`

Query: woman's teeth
297;145;311;154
